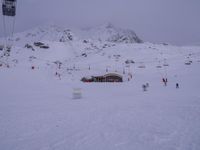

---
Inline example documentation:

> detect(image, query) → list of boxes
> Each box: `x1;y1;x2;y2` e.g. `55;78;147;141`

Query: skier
176;83;179;89
142;84;147;91
162;78;166;86
162;78;165;83
165;78;168;86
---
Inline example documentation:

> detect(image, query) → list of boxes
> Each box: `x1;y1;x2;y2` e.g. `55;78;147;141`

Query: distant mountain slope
8;23;142;46
79;23;143;44
10;25;75;47
0;23;144;69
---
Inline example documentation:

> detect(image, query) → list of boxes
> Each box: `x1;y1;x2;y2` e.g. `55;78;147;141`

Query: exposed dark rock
125;59;135;64
25;44;35;51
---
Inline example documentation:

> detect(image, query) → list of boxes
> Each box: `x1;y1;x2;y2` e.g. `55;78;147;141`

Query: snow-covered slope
0;24;200;150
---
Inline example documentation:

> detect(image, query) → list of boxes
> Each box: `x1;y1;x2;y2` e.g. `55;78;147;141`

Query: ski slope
0;24;200;150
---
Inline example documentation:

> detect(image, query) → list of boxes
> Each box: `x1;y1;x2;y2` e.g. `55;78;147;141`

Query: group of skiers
162;78;179;88
142;78;179;92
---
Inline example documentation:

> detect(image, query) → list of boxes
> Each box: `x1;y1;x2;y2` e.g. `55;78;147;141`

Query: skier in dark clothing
162;78;167;86
176;83;179;88
165;78;168;86
142;84;147;91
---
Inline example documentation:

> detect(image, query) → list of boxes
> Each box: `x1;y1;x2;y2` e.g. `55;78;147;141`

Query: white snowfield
0;24;200;150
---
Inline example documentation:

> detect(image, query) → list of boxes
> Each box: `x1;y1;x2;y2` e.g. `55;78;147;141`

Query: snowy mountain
79;23;143;43
10;23;142;47
0;23;143;65
11;25;75;47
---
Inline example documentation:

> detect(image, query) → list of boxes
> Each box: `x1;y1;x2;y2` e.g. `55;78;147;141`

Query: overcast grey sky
1;0;200;45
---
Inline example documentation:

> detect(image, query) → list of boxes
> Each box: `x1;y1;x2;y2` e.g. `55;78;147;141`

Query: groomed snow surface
1;43;200;150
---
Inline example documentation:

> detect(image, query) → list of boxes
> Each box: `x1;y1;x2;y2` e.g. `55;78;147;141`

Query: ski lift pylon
1;0;17;56
2;0;16;16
